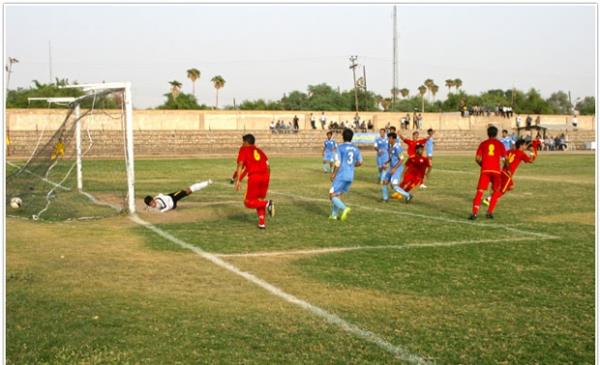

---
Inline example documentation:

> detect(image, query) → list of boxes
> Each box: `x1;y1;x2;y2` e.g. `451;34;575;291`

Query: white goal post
29;82;137;214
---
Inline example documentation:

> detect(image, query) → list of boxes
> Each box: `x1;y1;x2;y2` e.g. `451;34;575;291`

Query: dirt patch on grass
529;212;595;225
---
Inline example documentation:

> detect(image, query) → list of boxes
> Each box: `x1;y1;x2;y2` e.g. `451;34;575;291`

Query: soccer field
6;152;595;364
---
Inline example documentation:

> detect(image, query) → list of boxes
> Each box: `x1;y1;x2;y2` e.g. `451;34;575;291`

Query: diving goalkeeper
144;179;212;213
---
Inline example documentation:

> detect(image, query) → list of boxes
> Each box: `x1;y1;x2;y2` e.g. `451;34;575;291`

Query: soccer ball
10;197;22;209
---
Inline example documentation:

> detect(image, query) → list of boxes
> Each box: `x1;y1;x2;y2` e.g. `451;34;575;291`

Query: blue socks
392;185;410;198
331;203;339;217
331;196;346;211
381;184;389;200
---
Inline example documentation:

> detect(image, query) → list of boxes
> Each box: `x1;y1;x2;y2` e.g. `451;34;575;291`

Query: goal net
6;83;136;221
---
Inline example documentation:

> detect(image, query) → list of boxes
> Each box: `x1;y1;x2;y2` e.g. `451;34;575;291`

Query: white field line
215;237;548;258
263;189;560;240
129;213;432;365
6;161;71;191
435;168;594;185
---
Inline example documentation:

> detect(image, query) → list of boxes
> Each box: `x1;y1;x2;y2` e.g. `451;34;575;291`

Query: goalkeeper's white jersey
155;193;174;213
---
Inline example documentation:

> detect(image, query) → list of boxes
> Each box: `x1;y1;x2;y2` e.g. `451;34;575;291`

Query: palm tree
211;75;226;109
445;79;455;93
424;79;434;99
431;84;439;101
418;85;427;113
375;95;384;110
169;80;182;99
186;68;201;96
400;88;409;98
454;78;463;93
381;98;392;111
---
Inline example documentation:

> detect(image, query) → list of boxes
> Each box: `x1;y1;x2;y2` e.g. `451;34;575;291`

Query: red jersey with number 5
476;138;506;174
237;146;269;176
504;149;532;176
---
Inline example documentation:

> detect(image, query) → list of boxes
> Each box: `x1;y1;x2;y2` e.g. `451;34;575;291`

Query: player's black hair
326;131;333;136
427;128;433;133
502;129;508;134
515;139;527;149
487;126;498;138
379;128;386;132
144;196;153;206
387;132;397;139
389;126;396;132
242;134;255;145
412;131;419;136
342;128;354;142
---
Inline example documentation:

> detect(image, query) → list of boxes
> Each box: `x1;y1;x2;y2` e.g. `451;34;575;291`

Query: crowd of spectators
270;116;300;134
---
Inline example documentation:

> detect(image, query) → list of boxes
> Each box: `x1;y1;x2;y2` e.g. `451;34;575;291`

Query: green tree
186;68;201;96
576;96;595;115
400;88;409;98
210;75;225;109
546;91;572;114
390;87;400;100
424;79;434;99
157;92;207;110
431;84;439;101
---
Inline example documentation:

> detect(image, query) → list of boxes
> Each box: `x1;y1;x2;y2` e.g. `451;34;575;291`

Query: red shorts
400;174;423;192
500;171;514;193
245;173;270;201
477;171;501;191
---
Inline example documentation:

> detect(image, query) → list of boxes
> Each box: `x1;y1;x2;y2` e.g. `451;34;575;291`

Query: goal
6;82;136;221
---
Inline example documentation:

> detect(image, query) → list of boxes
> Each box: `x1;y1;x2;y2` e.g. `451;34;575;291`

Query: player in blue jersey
329;128;363;221
322;131;337;173
373;128;389;180
380;132;407;202
421;128;435;189
499;129;514;152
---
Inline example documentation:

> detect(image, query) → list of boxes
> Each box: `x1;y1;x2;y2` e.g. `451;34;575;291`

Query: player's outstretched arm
234;162;245;191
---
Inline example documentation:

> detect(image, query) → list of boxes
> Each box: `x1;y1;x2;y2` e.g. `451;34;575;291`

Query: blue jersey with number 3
334;143;363;182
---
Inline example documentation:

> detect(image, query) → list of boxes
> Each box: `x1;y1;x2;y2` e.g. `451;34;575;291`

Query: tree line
5;74;595;115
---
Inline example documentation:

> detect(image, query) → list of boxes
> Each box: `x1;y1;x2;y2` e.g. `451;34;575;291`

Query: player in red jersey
234;134;274;229
483;139;537;210
398;131;430;158
469;125;507;220
398;144;432;200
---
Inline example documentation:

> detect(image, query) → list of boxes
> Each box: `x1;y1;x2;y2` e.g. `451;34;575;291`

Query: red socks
472;190;484;215
487;191;503;214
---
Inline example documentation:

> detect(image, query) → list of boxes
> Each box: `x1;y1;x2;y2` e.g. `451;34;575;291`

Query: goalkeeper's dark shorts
168;190;189;209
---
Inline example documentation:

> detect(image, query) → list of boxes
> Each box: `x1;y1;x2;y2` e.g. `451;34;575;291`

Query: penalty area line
214;236;550;258
128;213;433;365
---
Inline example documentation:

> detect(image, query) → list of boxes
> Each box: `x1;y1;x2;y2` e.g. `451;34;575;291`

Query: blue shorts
324;151;335;162
383;165;404;185
376;155;389;168
330;179;353;195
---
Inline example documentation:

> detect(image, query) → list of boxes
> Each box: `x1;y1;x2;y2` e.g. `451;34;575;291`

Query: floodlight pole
75;103;83;191
123;82;136;214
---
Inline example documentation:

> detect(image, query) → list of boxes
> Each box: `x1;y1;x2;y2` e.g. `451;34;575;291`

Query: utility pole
5;57;19;100
349;55;359;113
392;5;398;107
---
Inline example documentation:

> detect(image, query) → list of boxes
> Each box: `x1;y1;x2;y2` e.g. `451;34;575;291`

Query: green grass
6;152;595;364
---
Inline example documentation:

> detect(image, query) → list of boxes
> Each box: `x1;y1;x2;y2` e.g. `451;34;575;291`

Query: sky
4;4;597;109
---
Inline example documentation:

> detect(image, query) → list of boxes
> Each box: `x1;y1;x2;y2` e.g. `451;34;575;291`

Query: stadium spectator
359;120;367;132
310;113;316;129
293;115;300;131
367;120;374;131
535;115;541;126
526;115;532;129
516;114;522;129
269;120;276;133
571;114;578;129
413;111;419;128
556;133;568;151
544;135;555;151
320;112;327;129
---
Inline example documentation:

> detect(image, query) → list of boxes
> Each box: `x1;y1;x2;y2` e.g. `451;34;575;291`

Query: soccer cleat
267;200;275;217
405;194;413;203
391;192;402;200
340;207;351;221
258;224;266;229
208;179;213;185
328;215;338;220
419;184;427;189
229;178;235;184
482;197;491;207
485;212;494;219
468;214;477;220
